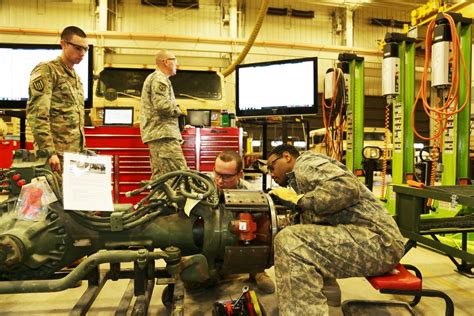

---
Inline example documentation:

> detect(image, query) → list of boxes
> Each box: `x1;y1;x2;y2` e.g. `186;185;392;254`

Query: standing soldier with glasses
140;50;188;180
27;26;89;173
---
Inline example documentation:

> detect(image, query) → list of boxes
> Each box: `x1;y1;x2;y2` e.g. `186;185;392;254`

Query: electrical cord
409;12;469;206
68;169;217;232
411;12;470;142
321;66;346;161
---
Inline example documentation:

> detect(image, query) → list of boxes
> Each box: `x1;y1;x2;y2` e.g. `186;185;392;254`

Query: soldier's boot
322;278;341;307
250;272;275;294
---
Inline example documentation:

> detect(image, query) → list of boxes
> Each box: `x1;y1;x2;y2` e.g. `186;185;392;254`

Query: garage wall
0;0;470;133
0;0;416;96
119;0;224;37
0;0;95;31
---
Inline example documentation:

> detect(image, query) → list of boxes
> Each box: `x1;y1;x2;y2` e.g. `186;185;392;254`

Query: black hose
67;170;217;231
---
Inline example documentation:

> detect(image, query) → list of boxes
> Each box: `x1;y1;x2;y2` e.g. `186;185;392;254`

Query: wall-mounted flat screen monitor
236;57;318;117
103;107;134;126
0;43;93;109
185;109;211;127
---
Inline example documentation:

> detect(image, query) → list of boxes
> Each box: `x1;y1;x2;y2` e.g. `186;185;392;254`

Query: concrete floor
0;245;472;315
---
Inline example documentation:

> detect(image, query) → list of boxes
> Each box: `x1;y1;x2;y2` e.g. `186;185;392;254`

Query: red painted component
16;179;26;187
0;140;15;168
366;263;422;291
231;213;257;241
12;173;21;181
225;301;233;315
0;140;33;168
245;291;256;316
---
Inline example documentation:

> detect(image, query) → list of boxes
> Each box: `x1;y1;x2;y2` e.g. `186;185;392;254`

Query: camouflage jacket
26;57;85;155
288;151;403;246
140;69;182;144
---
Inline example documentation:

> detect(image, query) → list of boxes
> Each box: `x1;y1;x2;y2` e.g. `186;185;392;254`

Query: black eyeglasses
213;169;238;181
64;41;89;53
267;156;283;173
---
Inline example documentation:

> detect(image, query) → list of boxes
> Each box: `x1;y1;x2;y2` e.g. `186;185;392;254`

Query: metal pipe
220;0;269;77
0;249;167;294
0;27;382;57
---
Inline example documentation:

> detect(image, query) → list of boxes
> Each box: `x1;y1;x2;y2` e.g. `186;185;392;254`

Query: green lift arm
338;53;364;178
441;14;472;185
382;33;416;215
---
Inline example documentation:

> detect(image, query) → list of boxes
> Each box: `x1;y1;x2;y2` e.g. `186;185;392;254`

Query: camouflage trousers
148;138;188;181
274;224;404;316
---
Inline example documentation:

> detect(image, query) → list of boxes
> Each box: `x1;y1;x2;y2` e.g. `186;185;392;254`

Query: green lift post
440;14;472;187
338;53;365;179
393;12;474;275
427;13;472;218
430;13;473;263
382;33;416;215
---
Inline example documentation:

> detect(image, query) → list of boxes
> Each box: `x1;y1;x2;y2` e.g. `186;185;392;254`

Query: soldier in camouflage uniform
140;50;187;180
267;144;404;316
26;26;88;172
211;151;250;191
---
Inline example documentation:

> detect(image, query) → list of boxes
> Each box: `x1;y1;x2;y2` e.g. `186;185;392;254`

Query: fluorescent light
294;141;306;148
252;140;261;147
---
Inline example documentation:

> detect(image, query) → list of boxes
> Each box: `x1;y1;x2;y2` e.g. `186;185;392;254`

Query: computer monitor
236;57;318;117
0;43;94;109
185;109;211;127
103;107;134;126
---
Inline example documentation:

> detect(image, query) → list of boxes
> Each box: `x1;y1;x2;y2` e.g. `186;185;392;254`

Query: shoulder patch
30;71;42;81
159;82;167;92
32;78;45;92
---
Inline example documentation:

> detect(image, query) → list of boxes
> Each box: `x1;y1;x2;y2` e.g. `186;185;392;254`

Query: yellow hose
221;0;269;77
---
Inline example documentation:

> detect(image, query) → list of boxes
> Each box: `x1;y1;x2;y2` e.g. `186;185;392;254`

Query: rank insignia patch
159;83;166;92
32;79;44;92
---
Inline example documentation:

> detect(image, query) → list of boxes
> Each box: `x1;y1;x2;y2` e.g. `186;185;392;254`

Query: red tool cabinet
84;126;242;204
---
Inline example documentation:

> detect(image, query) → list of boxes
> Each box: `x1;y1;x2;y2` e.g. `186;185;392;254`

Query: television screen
103;107;134;126
236;57;318;117
0;43;93;109
185;109;211;127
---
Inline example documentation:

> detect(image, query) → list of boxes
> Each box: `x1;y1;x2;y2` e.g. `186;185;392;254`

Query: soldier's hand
178;104;187;116
269;187;304;212
49;154;61;172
